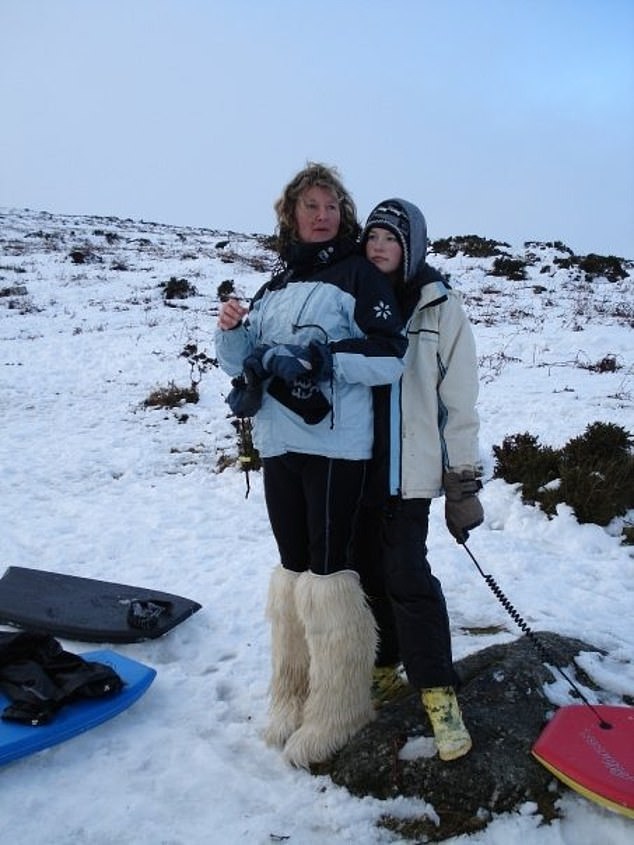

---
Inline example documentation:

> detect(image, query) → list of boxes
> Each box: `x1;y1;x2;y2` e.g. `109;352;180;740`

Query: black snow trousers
262;452;367;576
358;498;459;689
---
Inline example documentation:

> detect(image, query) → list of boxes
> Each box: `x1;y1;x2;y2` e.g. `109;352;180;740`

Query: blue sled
0;650;156;766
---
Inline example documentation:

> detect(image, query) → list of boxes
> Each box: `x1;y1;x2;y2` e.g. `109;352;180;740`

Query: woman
215;164;406;767
357;198;483;761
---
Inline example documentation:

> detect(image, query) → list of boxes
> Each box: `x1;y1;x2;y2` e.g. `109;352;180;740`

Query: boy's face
365;227;403;275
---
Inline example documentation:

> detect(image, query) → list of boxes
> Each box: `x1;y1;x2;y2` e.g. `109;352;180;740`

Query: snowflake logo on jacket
373;300;392;320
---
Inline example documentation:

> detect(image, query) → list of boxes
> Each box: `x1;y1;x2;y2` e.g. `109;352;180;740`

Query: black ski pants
356;498;459;689
262;452;367;576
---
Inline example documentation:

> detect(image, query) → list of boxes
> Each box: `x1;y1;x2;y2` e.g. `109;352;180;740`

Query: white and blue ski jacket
361;200;480;501
215;239;407;459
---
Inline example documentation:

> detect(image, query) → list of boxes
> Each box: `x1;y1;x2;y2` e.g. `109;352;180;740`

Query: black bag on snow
0;631;124;726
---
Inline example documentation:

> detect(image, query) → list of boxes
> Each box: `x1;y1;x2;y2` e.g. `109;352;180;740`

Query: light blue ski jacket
215;241;407;459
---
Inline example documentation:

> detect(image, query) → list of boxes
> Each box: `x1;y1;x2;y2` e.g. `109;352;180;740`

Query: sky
1;0;633;258
0;207;632;843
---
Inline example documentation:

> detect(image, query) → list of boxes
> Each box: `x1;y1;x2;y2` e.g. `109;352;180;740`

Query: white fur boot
263;565;310;748
283;570;377;768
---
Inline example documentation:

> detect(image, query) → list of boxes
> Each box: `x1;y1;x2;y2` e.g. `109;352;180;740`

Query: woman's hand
218;298;248;330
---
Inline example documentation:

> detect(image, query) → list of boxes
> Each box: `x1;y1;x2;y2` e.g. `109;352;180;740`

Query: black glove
308;341;333;381
242;348;268;382
443;468;484;544
262;345;313;384
226;350;267;418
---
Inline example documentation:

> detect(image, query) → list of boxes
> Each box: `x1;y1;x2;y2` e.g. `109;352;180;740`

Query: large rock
317;632;619;841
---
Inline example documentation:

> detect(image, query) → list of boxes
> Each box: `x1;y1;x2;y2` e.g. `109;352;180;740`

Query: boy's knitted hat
363;200;411;278
362;198;427;281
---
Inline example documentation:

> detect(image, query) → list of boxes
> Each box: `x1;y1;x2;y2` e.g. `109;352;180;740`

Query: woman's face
295;186;341;243
365;227;403;275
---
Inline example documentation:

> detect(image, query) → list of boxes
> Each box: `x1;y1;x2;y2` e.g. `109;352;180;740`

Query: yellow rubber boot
421;686;472;761
371;664;411;709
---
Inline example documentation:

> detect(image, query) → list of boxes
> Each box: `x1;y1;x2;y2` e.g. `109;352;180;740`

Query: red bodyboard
532;704;634;818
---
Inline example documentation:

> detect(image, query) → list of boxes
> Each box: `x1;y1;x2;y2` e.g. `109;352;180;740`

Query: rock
317;632;612;842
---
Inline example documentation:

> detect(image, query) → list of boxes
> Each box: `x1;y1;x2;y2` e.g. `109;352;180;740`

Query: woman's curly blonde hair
273;162;361;258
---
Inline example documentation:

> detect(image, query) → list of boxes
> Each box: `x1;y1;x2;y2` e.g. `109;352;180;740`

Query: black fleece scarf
279;236;358;280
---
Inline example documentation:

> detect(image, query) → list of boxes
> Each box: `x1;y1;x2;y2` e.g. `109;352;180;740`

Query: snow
0;207;632;844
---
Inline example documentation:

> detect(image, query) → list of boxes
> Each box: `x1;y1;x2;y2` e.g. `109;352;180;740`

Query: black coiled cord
463;542;612;729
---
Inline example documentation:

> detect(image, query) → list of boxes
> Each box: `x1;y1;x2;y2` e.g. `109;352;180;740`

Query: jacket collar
398;263;450;318
282;236;357;277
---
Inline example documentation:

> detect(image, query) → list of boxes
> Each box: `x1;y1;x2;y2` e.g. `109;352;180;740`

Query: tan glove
443;468;484;544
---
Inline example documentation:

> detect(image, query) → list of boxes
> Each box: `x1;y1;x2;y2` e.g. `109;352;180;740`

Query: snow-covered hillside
0;206;632;844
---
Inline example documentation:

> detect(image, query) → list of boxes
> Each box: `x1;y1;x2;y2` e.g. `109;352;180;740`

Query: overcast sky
2;0;633;257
